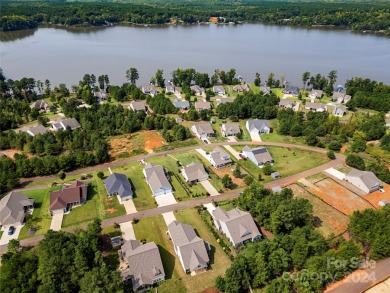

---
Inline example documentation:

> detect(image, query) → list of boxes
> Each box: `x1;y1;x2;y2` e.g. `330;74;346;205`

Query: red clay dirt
364;184;390;208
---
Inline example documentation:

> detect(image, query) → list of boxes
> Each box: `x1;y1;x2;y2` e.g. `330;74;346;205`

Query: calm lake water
1;24;389;87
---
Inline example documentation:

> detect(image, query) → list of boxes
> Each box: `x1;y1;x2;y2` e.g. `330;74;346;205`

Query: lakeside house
191;122;215;139
173;99;190;110
143;163;172;196
246;119;271;135
194;101;211;111
221;122;240;137
283;86;300;96
51;118;81;131
332;92;351;104
104;173;133;201
333;105;347;117
208;147;232;168
94;91;107;103
242;146;273;167
216;97;233;105
181;163;209;183
308;89;323;99
305;102;327;112
233;84;250;92
278;99;295;109
260;86;271;95
166;85;176;94
130;101;146;112
213;86;225;95
212;207;262;247
49;181;87;215
0;192;34;228
168;221;210;275
191;85;205;96
344;169;383;194
120;240;165;291
142;85;158;96
31;100;51;111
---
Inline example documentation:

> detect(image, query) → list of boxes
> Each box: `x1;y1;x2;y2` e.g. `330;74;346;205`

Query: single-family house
176;117;183;123
242;146;273;167
332;92;351;104
208;147;232;168
143;163;172;196
213;86;225;95
166;85;175;94
283;86;300;96
130;101;146;112
51;118;81;131
173;99;190;110
120;240;165;290
278;99;295;109
233;85;243;92
344;170;383;194
212;207;262;247
168;221;210;274
104;173;133;201
181;163;209;183
142;85;158;96
94;91;107;102
31;100;51;111
221;122;240;137
309;89;323;99
305;102;327;112
271;172;280;179
242;84;250;91
49;181;87;215
260;86;271;95
190;85;205;96
23;125;48;137
191;122;215;139
216;97;233;105
333;105;347;117
194;101;211;111
0;192;34;228
246;119;271;134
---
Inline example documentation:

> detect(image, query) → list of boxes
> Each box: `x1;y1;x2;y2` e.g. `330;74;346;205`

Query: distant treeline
0;1;389;35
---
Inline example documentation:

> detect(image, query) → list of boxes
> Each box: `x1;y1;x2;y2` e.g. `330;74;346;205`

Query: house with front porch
191;122;215;139
0;192;34;228
208;147;232;168
143;163;172;196
49;181;87;215
181;163;209;183
104;173;133;202
221;122;240;137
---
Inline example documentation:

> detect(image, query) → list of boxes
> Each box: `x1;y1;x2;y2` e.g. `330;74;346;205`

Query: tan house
130;101;146;112
195;101;211;111
221;122;240;137
181;163;209;183
208;147;232;168
191;122;215;139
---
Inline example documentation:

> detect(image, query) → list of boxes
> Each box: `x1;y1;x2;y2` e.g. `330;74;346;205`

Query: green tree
351;138;366;152
302;71;310;90
263;162;273;176
380;134;390;151
126;67;139;85
57;170;66;181
267;73;275;88
233;164;241;178
8;239;21;253
97;171;104;179
155;69;165;87
254;72;261;86
222;174;233;189
305;133;318;146
346;154;365;170
327;150;336;160
244;175;254;186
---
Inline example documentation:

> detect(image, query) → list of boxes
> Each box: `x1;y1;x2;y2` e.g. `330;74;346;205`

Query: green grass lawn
217;199;238;211
101;225;122;237
62;184;98;228
112;162;156;211
19;186;61;240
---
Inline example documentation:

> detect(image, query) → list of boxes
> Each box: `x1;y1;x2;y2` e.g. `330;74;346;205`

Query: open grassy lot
217;199;238;211
19;186;61;240
62;184;98;228
289;183;349;237
175;208;232;292
25;173;92;188
111;162;156;211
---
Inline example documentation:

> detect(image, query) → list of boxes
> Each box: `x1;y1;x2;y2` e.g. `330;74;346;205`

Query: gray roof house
191;85;205;95
143;163;172;196
23;124;48;137
104;173;133;201
344;170;383;194
195;101;211;111
332;92;352;104
191;122;215;139
283;86;300;96
120;240;165;290
213;86;225;95
141;84;158;96
212;207;262;247
166;85;176;94
221;122;240;137
260;86;271;95
333;105;347;117
246;119;271;134
308;89;323;99
305;102;327;112
130;101;146;112
278;99;295;109
208;147;232;168
94;91;107;102
242;146;273;167
168;221;210;274
173;99;190;110
51;118;81;131
0;192;34;227
182;163;209;183
31;100;51;111
233;85;244;92
216;97;233;105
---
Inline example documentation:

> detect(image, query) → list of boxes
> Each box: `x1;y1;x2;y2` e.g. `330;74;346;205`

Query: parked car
239;153;244;159
203;139;209;144
379;189;385;193
8;226;15;235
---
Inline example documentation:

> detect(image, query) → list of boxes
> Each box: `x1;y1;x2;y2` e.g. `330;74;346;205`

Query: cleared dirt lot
364;184;390;208
289;184;349;237
306;178;373;215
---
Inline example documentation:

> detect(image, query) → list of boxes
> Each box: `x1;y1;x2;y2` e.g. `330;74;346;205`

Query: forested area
215;183;390;293
0;220;126;292
1;1;389;35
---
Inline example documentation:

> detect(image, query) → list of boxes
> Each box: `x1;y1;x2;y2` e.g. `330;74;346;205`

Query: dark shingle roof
104;173;133;197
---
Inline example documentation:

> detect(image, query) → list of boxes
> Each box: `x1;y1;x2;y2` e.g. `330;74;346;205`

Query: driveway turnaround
162;212;176;226
223;145;241;160
119;221;135;241
325;168;346;180
0;226;22;245
50;212;63;231
250;132;262;142
203;203;216;215
122;198;138;215
200;180;220;196
155;193;177;207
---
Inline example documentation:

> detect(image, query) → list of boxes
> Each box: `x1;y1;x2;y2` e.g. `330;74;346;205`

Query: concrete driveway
223;145;241;160
200;180;220;196
120;221;135;240
325;168;346;180
0;225;22;245
203;203;216;215
155;193;177;207
226;136;237;142
196;149;209;160
250;132;262;142
50;212;63;231
162;212;176;226
122;198;137;215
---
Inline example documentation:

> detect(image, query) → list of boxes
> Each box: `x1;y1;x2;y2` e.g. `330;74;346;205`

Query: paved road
0;156;342;254
325;257;390;293
19;141;344;186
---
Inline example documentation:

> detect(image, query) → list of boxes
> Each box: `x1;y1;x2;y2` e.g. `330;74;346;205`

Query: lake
1;24;389;87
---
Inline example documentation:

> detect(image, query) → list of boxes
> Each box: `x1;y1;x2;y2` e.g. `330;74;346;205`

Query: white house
242;146;273;167
246;119;271;135
221;122;240;137
208;147;232;168
344;169;383;194
305;102;327;112
308;89;323;99
213;86;225;95
191;122;215;139
51;118;81;131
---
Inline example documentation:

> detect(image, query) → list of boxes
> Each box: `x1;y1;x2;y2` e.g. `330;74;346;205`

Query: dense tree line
345;153;390;184
146;94;178;115
1;1;389;35
216;182;363;293
0;220;125;292
217;91;278;120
